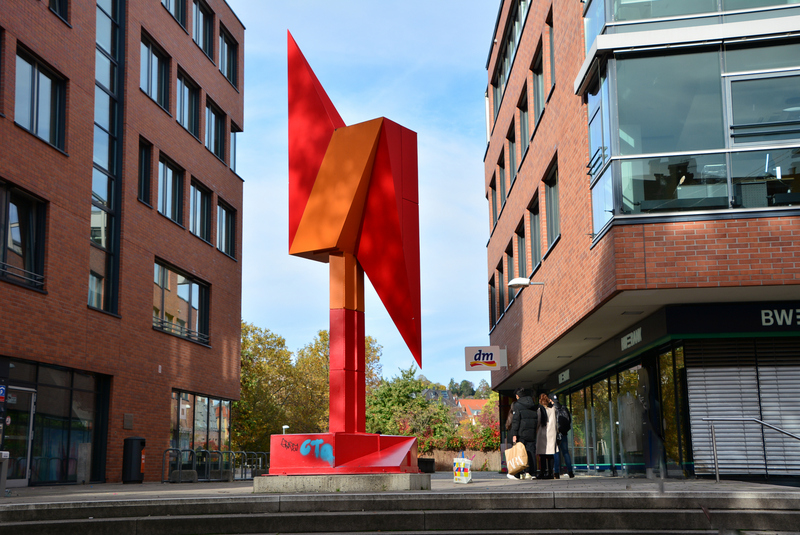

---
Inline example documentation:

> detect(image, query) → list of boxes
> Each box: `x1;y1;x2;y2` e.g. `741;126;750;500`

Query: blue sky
226;1;499;388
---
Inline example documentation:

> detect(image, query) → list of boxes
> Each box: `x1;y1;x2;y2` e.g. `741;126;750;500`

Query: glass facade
169;390;231;466
559;344;692;476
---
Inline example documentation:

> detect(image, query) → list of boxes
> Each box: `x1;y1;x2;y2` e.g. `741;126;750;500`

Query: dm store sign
465;346;507;371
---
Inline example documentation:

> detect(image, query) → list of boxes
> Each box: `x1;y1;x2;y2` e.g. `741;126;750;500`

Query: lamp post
282;425;289;434
508;277;545;289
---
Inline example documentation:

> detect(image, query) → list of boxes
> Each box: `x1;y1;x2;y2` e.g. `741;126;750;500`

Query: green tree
232;321;296;451
366;366;455;439
475;379;492;399
295;330;384;432
459;379;476;398
448;378;460;397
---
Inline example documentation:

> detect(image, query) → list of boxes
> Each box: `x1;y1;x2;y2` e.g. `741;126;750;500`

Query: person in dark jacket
509;387;538;480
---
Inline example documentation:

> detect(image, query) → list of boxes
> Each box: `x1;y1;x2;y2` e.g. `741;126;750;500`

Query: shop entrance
5;388;36;487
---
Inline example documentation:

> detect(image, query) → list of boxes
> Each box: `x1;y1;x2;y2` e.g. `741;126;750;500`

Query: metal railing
162;448;269;483
702;417;800;483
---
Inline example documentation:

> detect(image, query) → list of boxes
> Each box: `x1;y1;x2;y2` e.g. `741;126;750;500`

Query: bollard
0;451;8;497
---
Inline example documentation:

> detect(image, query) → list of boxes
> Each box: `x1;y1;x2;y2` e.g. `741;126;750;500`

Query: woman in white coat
536;393;557;479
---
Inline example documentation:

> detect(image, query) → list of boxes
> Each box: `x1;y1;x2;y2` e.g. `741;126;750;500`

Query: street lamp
282;425;289;434
508;277;545;289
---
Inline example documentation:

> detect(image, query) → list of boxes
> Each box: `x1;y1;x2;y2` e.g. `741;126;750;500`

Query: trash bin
122;437;145;483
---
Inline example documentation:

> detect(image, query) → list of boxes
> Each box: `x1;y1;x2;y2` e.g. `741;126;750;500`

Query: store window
170;390;232;454
153;261;209;344
0;183;45;289
15;50;65;149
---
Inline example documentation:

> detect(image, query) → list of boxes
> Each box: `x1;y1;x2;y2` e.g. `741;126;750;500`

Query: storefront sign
558;369;570;384
761;308;800;327
0;385;5;403
621;327;643;351
465;346;507;371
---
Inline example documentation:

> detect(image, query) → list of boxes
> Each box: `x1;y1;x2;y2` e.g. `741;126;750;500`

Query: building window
230;123;241;173
217;201;235;257
219;26;238;86
489;177;498;229
50;0;68;20
591;166;614;235
0;183;45;289
532;50;545;125
193;0;214;58
497;261;505;312
545;166;560;247
516;221;526;280
154;262;209;344
528;199;542;268
139;139;152;205
140;37;169;109
177;73;199;137
505;242;515;297
158;157;183;224
162;0;186;26
489;276;497;327
498;157;507;207
190;181;211;242
15;51;65;149
519;91;530;156
584;0;606;54
587;72;611;180
170;391;231;455
729;73;800;145
507;125;517;187
547;16;556;91
206;101;225;160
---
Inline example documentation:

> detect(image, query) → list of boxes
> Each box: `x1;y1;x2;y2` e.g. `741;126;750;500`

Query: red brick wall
0;0;244;482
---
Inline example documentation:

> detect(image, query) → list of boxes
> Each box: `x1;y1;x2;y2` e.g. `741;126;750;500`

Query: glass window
545;167;560;247
729;74;800;144
31;385;70;484
489;277;497;326
620;153;728;214
731;148;800;208
194;395;209;450
205;103;225;160
177;73;199;136
723;0;800;11
219;27;238;86
617;51;724;156
230;123;241;173
140;38;168;109
158;157;183;223
505;243;515;297
138;140;152;204
153;261;209;343
725;41;800;74
592;166;614;234
587;73;611;180
179;392;194;453
497;261;505;312
548;19;556;90
1;185;45;289
498;158;507;207
50;0;68;19
217;202;235;257
193;0;213;58
519;92;530;156
96;5;116;56
528;200;542;268
190;181;211;241
507;126;517;186
516;222;526;280
584;0;606;54
532;52;545;124
490;179;498;228
15;52;64;149
612;0;716;22
162;0;186;26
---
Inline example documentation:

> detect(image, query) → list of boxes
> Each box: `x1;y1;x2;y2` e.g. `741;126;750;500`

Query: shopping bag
504;442;529;475
453;457;472;484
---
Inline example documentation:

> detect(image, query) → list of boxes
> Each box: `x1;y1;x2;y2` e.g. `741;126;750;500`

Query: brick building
0;0;244;485
485;0;800;478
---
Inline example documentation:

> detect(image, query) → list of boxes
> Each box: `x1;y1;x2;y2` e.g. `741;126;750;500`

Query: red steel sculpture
268;33;422;474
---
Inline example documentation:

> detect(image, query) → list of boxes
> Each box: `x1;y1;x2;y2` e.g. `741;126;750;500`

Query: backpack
556;403;571;434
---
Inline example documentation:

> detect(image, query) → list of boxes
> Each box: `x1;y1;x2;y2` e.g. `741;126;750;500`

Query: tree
295;330;384;432
448;378;460;397
459;379;475;398
232;321;297;452
366;366;455;439
475;379;492;399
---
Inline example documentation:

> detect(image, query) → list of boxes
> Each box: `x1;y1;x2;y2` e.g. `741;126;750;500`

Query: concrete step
1;491;799;534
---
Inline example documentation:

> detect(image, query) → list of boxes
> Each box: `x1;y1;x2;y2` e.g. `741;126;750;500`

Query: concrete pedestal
253;473;430;494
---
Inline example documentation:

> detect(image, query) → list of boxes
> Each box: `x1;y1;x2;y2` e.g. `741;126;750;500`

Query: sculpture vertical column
329;252;366;434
